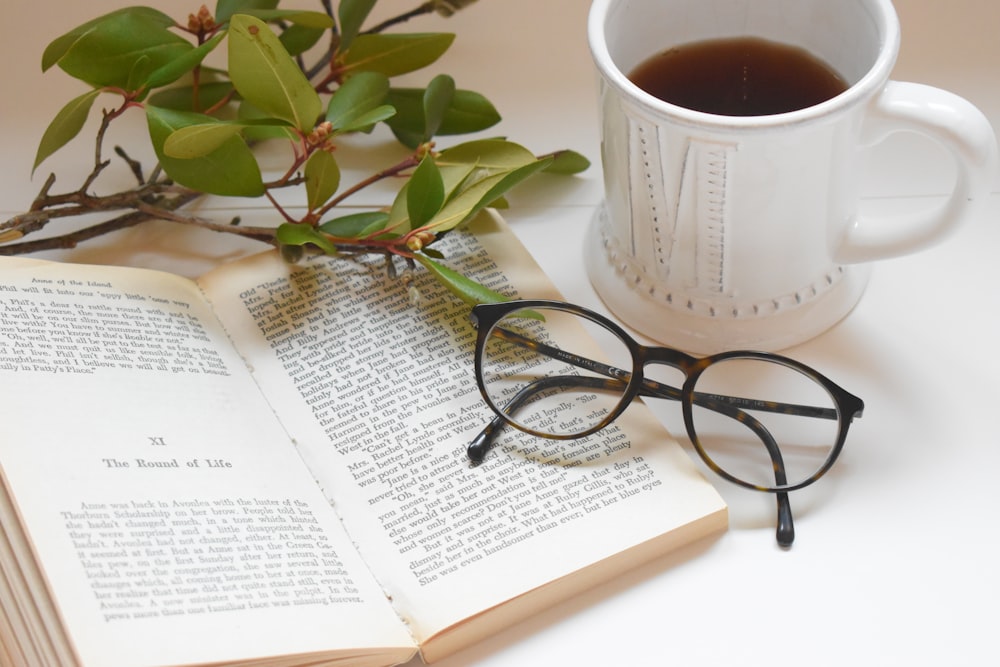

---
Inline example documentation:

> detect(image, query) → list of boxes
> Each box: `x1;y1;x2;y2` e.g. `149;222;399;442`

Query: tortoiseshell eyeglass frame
466;299;865;548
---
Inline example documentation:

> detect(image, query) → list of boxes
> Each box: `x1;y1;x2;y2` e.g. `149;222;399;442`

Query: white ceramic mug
586;0;998;353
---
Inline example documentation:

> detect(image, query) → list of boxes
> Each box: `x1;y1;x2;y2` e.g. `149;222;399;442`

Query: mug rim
587;0;901;131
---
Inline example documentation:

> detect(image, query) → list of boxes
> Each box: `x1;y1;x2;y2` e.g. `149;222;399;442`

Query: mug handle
834;81;998;264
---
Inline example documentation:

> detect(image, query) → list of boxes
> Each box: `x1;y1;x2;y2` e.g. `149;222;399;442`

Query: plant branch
0;188;205;255
86;99;131;189
363;2;437;34
114;146;146;185
13;179;189;225
3;0;579;274
318;154;421;216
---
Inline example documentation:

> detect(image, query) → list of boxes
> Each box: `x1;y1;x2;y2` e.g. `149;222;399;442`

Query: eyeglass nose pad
776;492;795;547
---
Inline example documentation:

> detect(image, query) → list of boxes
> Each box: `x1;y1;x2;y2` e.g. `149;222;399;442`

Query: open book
0;212;727;667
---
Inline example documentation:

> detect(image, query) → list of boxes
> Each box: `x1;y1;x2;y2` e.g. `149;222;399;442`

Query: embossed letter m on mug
586;0;997;353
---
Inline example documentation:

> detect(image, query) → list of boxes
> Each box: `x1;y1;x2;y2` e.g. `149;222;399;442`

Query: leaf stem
265;190;298;224
318;154;420;217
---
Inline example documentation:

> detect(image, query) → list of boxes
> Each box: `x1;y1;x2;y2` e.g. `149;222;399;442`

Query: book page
0;258;415;667
200;212;727;658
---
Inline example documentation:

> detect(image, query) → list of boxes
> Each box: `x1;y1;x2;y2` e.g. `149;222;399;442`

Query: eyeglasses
467;299;864;547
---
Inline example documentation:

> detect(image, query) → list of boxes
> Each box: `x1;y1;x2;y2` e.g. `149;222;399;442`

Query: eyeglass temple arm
488;326;842;421
474;373;793;489
775;492;794;548
467;373;796;546
699;395;795;547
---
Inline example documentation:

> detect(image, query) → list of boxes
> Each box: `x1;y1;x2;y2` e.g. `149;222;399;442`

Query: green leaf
389;126;423;149
407;156;445;228
337;0;377;51
414;254;511;306
438;163;479;198
420;170;513;233
542;149;591;175
305;150;341;211
42;7;176;72
33;89;101;173
276;222;338;254
126;55;154;92
280;23;325;57
423;141;554;233
436;138;538;171
325;71;390;131
460;159;553;219
385;183;412;233
336;105;396;134
46;9;192;89
237;101;298;141
163;121;245;158
228;14;321;133
143;31;226;90
385;87;500;148
385;162;476;233
216;0;278;24
319;211;389;238
340;33;455;78
147;105;264;197
244;10;335;29
423;74;455;141
165;117;293;156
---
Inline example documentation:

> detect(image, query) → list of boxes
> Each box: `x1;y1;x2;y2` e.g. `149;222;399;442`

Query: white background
2;1;999;665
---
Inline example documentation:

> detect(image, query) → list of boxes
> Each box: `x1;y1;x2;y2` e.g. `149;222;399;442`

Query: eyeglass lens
686;357;841;489
479;305;633;437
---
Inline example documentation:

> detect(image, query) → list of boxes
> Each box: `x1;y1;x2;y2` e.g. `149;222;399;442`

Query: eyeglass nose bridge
630;345;700;388
632;340;699;367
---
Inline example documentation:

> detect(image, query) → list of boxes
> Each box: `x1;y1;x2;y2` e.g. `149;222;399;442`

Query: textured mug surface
586;0;997;353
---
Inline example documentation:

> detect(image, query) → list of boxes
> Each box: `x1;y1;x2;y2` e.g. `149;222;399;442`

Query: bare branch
0;189;280;256
114;146;146;185
363;3;437;34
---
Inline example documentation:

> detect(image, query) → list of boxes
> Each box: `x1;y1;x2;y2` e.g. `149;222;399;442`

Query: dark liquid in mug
628;36;849;116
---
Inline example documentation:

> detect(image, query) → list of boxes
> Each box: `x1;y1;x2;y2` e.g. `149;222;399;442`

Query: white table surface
3;1;999;665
